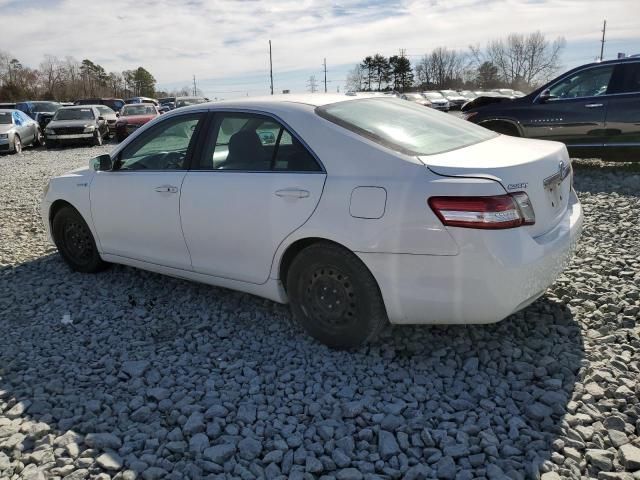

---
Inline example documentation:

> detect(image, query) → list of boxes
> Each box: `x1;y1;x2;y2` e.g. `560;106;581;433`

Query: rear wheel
46;139;58;150
34;128;44;146
286;242;388;348
52;206;108;273
482;121;520;137
13;135;22;154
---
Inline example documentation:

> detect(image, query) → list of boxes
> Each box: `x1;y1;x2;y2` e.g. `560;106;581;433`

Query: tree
476;61;499;89
481;31;565;88
371;54;390;91
389;55;413;92
345;65;365;92
360;56;375;91
39;55;64;99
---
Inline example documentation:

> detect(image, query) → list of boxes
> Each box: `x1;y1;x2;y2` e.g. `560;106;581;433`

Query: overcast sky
2;0;639;98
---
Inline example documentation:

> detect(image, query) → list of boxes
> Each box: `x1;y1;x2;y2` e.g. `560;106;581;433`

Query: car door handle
584;103;604;108
154;185;178;193
275;188;310;199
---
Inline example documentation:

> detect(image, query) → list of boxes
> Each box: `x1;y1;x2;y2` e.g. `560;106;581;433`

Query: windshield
32;102;60;113
404;94;423;100
0;112;12;124
176;98;206;108
122;105;156;116
98;106;114;115
316;98;496;156
423;92;445;100
53;108;95;121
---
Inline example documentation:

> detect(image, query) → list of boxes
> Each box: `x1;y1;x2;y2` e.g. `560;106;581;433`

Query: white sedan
41;94;583;348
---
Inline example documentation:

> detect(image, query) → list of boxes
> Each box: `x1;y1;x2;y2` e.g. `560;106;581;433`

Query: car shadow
0;254;584;478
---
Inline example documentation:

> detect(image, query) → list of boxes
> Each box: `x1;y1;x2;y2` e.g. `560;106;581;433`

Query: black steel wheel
287;242;388;348
52;206;108;273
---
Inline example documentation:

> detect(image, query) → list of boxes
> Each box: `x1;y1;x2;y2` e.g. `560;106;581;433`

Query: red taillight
428;193;535;229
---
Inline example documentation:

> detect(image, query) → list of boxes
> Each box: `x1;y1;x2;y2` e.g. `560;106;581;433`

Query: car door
522;64;615;146
18;111;37;144
90;111;205;270
602;61;640;154
13;111;34;144
180;111;326;284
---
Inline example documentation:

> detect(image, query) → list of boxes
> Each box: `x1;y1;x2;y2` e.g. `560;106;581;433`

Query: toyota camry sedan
41;94;583;348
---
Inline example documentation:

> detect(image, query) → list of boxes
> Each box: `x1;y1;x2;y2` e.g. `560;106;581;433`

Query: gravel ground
0;144;639;480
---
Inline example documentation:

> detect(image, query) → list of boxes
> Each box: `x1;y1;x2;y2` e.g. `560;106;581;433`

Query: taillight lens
428;193;535;229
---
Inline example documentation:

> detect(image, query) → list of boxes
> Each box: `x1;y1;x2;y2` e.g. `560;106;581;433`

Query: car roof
0;109;18;113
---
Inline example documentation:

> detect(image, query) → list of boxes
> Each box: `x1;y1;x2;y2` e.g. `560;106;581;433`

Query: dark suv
462;57;640;161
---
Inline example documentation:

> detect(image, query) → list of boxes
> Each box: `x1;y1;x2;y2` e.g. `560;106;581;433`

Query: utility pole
192;75;197;96
600;20;606;61
269;40;274;95
307;75;318;93
323;58;328;93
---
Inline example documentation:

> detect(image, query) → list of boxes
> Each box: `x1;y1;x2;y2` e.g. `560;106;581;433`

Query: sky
1;0;639;98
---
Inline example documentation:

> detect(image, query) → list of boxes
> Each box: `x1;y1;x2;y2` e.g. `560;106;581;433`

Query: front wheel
13;135;22;154
52;206;108;273
286;242;388;348
93;130;103;146
34;128;44;146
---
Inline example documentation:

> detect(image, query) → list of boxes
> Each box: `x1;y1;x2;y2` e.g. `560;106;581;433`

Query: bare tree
39;55;64;99
483;31;565;88
345;65;365;92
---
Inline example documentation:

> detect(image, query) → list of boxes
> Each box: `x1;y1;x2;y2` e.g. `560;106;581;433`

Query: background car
44;105;109;148
75;98;125;112
438;89;467;109
15;100;62;131
400;92;432;107
422;91;450;111
114;103;160;142
125;96;159;106
158;97;176;110
463;57;640;160
96;105;118;136
0;109;42;154
42;94;581;348
175;96;208;108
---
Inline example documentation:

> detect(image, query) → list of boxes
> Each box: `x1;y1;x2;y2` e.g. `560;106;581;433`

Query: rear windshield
54;108;95;120
122;105;156;116
316;98;496;156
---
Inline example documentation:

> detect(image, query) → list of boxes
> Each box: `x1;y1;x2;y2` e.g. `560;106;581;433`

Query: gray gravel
0;145;639;480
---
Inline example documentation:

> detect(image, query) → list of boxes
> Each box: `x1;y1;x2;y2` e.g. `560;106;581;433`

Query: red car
115;103;161;142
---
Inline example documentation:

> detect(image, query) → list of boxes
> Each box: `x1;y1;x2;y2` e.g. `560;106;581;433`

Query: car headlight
0;133;8;139
83;125;96;133
45;128;55;135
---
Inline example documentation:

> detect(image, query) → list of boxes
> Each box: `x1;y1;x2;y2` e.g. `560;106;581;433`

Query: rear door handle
584;103;603;108
154;185;178;193
275;188;310;199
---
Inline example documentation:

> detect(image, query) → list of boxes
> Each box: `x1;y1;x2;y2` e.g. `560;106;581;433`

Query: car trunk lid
420;135;572;237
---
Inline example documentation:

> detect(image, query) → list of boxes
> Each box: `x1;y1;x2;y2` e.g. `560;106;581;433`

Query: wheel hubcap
304;267;356;327
63;221;93;262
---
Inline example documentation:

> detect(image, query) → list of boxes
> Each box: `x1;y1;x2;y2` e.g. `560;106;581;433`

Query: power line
600;19;606;61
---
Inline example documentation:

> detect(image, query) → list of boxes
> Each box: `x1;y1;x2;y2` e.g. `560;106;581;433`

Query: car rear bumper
358;189;583;325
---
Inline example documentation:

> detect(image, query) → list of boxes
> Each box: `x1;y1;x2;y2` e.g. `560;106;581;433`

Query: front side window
116;114;202;171
0;112;12;124
548;66;614;99
97;106;114;116
608;62;640;94
317;98;496;156
197;113;321;172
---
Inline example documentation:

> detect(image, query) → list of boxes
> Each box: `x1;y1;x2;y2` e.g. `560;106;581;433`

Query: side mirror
538;89;555;103
115;112;120;118
90;154;113;171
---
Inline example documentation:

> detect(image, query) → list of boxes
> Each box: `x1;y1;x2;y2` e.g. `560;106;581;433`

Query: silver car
0;109;43;154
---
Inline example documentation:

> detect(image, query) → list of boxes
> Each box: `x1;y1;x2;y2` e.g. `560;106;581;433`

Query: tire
34;128;44;147
52;206;108;273
286;242;388;348
13;135;22;154
116;134;125;143
93;129;103;146
46;140;58;150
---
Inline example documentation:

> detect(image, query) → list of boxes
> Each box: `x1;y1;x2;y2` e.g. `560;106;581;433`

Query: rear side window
316;98;496;156
608;62;640;94
196;113;321;172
